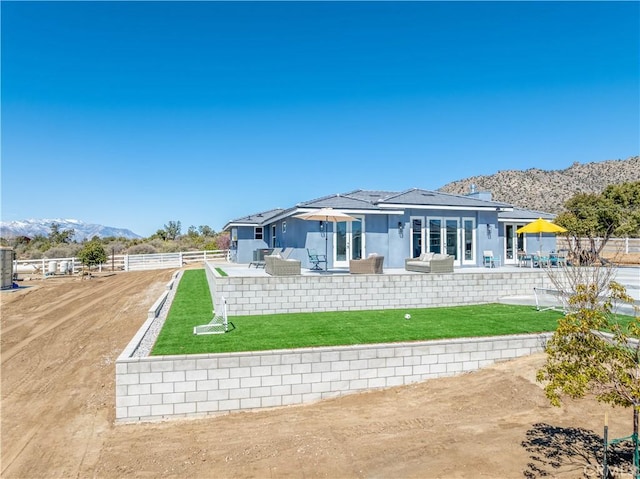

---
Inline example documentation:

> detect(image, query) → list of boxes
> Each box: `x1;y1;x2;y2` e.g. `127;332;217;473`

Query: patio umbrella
516;218;567;252
294;207;357;271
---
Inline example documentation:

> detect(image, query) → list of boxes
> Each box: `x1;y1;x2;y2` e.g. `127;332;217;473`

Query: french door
504;223;526;264
334;216;364;268
410;217;461;265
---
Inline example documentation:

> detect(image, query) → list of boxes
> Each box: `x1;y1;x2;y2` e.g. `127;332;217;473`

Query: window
271;225;276;248
254;227;263;240
462;217;475;264
410;217;423;258
282;221;287;234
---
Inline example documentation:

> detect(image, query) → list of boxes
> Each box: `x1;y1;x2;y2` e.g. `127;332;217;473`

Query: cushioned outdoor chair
265;255;301;276
349;255;384;274
404;253;454;273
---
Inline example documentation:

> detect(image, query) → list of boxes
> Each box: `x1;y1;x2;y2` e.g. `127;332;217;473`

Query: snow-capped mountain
0;219;142;241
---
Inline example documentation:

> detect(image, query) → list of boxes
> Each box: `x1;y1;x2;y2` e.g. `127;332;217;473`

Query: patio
213;262;543;277
207;262;639;317
206;261;557;316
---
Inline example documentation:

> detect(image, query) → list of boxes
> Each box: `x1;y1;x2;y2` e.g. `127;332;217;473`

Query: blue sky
2;1;638;237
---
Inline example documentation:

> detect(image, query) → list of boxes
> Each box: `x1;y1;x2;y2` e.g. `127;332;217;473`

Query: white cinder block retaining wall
116;333;551;423
116;266;555;422
205;262;554;315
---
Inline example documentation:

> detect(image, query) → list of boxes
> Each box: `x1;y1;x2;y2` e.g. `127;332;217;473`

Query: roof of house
223;189;549;230
498;207;555;221
226;208;285;227
378;188;513;209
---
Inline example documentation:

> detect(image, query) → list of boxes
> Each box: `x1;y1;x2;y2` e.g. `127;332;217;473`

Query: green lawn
151;269;566;356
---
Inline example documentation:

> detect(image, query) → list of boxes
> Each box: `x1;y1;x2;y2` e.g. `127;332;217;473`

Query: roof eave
378;203;513;212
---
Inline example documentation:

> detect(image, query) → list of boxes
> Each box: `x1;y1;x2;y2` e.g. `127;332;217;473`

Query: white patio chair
482;250;501;268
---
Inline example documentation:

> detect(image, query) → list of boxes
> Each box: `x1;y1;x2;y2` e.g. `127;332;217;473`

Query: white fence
13;249;230;276
556;237;639;254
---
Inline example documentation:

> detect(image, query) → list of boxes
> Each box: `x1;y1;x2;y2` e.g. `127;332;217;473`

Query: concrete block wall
116;333;551;423
205;262;553;316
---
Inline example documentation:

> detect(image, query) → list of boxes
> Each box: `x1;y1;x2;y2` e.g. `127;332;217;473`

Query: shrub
127;243;157;255
44;246;75;258
77;241;107;269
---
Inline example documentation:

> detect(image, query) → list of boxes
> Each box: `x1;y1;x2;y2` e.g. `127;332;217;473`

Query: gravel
131;270;182;358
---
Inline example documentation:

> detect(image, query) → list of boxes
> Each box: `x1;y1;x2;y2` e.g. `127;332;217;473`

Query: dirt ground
1;269;636;478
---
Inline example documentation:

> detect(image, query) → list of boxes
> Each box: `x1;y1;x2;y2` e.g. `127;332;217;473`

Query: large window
410;217;423;258
462;218;475;264
428;218;442;254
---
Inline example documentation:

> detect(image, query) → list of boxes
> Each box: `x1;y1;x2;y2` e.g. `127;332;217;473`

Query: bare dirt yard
1;268;635;478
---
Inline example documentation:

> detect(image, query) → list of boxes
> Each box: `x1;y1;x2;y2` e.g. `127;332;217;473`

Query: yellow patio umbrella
516;218;567;252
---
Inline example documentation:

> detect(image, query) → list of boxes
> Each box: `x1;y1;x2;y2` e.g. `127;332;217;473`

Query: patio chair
265;255;301;276
551;250;568;267
536;251;551;268
349;255;384;274
306;248;327;271
517;251;533;268
405;253;454;273
482;251;501;268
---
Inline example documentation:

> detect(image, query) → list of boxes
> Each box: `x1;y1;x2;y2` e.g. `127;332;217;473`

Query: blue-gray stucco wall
232;211;557;268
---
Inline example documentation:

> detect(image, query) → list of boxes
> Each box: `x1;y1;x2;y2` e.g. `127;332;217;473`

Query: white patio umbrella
294;207;357;271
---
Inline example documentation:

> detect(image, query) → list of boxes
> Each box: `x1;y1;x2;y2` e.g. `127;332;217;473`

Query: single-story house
222;188;558;269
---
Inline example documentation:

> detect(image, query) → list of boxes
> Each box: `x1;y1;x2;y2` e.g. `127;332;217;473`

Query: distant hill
0;219;142;241
438;156;640;214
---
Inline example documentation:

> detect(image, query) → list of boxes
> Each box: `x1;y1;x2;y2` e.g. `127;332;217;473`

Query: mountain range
438;156;639;214
2;156;638;240
0;219;141;241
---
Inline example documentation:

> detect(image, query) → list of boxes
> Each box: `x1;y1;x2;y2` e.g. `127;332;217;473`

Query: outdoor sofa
349;255;384;274
265;255;301;276
404;253;454;273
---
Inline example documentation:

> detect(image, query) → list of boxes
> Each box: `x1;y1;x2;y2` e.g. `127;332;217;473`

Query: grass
215;267;227;276
151;269;566;356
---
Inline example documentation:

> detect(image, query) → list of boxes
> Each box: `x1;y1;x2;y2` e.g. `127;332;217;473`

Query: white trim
226;222;259;228
503;222;528;264
426;217;443;255
333;215;365;268
461;217;476;265
293;207;404;216
409;216;425;258
379;204;513;212
498;217;547;223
